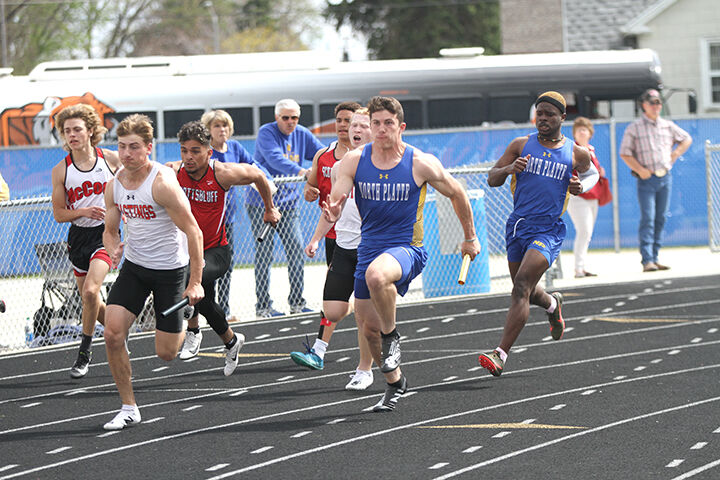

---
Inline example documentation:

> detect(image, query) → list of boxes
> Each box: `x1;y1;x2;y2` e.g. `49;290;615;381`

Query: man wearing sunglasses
247;99;325;318
620;89;692;272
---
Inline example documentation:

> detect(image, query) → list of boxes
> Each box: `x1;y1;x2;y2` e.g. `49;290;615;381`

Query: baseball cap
641;89;661;102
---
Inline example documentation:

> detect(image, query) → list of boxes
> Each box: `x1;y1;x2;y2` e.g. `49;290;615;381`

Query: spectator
567;117;609;278
247;99;324;317
620;89;692;272
0;171;8;201
200;109;274;322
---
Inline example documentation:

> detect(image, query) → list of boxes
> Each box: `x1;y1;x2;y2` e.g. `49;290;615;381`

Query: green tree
325;0;500;60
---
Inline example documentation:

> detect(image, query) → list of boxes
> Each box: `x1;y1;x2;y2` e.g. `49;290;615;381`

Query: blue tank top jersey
354;143;427;255
510;133;573;221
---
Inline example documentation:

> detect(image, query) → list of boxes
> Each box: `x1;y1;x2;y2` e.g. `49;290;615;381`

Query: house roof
621;0;678;35
564;0;663;51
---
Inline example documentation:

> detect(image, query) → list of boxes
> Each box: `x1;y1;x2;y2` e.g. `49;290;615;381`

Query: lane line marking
419;423;583;430
206;464;229;472
550;404;566;410
0;467;17;473
690;442;707;450
291;431;311;438
336;357;350;363
251;447;273;454
429;463;448;470
670;458;720;479
182;405;202;412
492;431;511;438
462;446;482;453
594;317;688;323
326;418;345;425
45;447;71;455
152;367;168;372
20;402;41;408
96;431;118;438
667;459;685;468
198;353;288;358
144;417;165;424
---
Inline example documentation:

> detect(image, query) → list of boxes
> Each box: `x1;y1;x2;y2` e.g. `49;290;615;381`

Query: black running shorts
67;224;108;274
107;260;188;333
324;237;336;267
323;245;357;302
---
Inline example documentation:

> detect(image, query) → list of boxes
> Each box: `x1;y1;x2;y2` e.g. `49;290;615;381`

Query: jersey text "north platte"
357;182;410;202
525;156;568;180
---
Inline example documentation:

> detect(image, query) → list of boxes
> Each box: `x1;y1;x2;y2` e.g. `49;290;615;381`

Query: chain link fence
706;141;720;252
0;166;524;353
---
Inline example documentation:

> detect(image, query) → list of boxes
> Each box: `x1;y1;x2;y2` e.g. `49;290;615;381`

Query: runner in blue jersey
323;96;481;412
479;91;598;377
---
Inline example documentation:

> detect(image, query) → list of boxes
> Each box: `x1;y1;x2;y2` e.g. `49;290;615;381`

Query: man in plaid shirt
620;89;692;272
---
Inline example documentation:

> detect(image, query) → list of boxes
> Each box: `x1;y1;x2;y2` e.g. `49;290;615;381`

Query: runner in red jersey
169;121;280;375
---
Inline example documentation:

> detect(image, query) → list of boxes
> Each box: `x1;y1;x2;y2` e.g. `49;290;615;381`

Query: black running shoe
70;350;92;379
372;376;408;413
380;330;401;373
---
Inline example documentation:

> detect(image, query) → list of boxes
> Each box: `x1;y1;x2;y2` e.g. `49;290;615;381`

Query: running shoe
290;305;314;315
380;330;401;373
257;307;285;318
223;333;245;376
372;375;408;412
178;330;203;360
345;369;373;390
547;292;565;340
478;350;504;377
70;350;92;379
290;336;324;370
103;406;141;431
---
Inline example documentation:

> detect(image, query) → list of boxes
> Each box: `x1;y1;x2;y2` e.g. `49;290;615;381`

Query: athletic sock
225;334;237;350
546;295;557;313
388;376;405;389
121;404;138;414
187;327;200;335
496;347;508;363
79;334;92;352
381;327;398;339
312;339;328;359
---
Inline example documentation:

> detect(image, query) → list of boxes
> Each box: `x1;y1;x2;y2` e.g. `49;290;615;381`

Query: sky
307;0;368;61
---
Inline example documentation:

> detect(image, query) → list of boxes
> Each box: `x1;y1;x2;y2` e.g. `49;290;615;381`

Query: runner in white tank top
101;114;204;431
50;104;121;380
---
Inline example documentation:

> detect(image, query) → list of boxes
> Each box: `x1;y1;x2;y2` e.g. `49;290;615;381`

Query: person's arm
322;149;359;223
619;124;652;180
0;172;8;201
570;144;597;196
256;127;303;176
303;147;326;202
671;126;692;163
51;161;105;223
152;166;204;306
417;152;481;261
217;162;281;226
164;160;182;173
101;148;121;174
102;178;123;268
304;215;335;258
487;137;529;187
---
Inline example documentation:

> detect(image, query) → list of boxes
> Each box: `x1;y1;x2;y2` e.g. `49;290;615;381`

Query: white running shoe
179;330;203;360
103;406;141;431
345;369;374;390
223;333;245;376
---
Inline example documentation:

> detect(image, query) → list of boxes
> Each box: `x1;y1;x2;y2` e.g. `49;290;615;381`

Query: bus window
260;104;315;129
428;97;484;128
320;103;337;124
105;111;159;140
488;96;534;123
401;100;422;130
223;107;253;136
163;109;204;138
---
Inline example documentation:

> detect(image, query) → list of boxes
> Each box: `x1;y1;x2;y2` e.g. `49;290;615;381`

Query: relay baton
457;254;471;285
161;297;189;319
257;223;274;242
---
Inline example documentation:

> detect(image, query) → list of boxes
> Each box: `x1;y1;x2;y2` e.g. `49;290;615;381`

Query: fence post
610;117;620;253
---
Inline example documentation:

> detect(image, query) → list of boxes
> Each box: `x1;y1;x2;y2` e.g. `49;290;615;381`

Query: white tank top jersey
335;188;361;249
64;148;114;228
113;162;189;270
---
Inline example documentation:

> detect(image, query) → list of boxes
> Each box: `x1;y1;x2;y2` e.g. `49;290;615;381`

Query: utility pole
1;0;8;68
203;0;220;54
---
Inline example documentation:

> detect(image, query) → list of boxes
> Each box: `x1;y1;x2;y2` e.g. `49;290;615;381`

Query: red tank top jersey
177;160;228;250
316;145;340;239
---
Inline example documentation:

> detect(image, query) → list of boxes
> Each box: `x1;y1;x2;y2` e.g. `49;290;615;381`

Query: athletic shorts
107;259;188;333
354;245;427;300
323;245;357;302
324;237;337;267
505;215;566;266
67;224;111;276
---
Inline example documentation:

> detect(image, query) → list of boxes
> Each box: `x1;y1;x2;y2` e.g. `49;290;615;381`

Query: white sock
496;347;508;363
312;339;328;359
546;295;557;313
121;404;139;416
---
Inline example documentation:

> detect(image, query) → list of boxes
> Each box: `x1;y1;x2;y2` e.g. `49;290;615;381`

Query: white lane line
601;307;613;313
713;427;720;433
634;366;647;371
279;328;292;333
443;376;458;382
492;431;511;438
614;376;627;380
466;309;477;313
581;390;596;396
97;431;119;438
643;288;653;293
20;402;41;408
46;447;72;455
549;404;566;411
651;359;663;364
185;357;199;363
300;320;313;325
467;366;482;372
580;318;593;323
152;366;169;372
429;463;449;470
513;348;527;354
182;405;203;412
708;328;718;333
64;390;85;396
277;376;294;381
628;295;639;300
251;446;274;454
564;327;574;333
255;334;271;340
670;458;720;479
542;336;553;342
327;418;346;425
143;417;165;424
404;391;418;398
615;301;626;307
462;446;482;453
9;365;720;480
441;317;455;323
669;350;682;355
690;442;707;450
417;327;430;333
0;467;17;473
667;459;685;468
206;464;229;472
229;390;247;397
361;405;375;412
291;431;312;438
521;419;536;424
335;357;350;363
654;284;664;289
691;338;702;343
